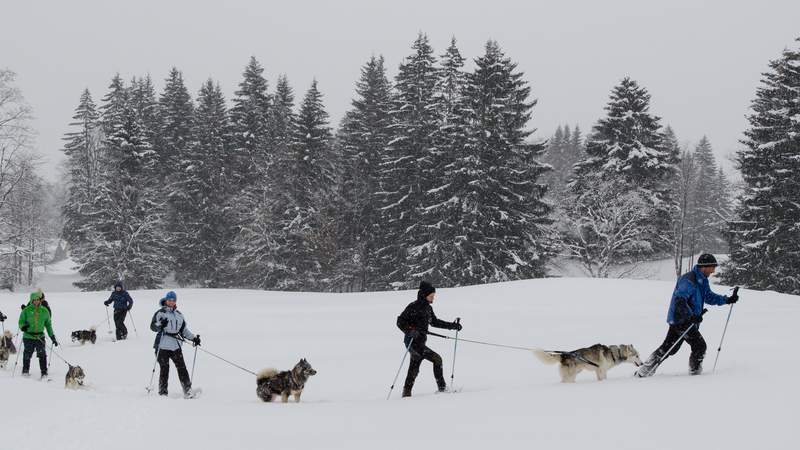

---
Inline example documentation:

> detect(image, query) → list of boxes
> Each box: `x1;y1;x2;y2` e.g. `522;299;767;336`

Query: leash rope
175;337;257;376
426;331;535;352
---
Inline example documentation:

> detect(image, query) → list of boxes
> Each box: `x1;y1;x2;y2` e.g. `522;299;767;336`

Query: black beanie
418;281;436;300
697;253;718;267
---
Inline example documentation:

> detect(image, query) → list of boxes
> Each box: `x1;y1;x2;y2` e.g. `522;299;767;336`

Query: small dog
71;327;97;345
1;330;16;353
0;331;16;368
65;364;86;389
256;358;317;403
534;344;642;383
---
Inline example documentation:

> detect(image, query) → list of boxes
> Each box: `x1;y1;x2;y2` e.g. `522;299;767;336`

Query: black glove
159;317;168;329
452;319;462;331
104;300;112;306
192;335;201;346
51;336;59;347
406;329;420;340
727;287;739;304
691;315;703;324
0;311;7;322
21;324;29;332
20;304;25;310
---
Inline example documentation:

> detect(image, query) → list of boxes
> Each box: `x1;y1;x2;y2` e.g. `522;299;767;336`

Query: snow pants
113;309;128;340
157;348;191;395
22;337;47;376
403;336;445;393
640;323;707;376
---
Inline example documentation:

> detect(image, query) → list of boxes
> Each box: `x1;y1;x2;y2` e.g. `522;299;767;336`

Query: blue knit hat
164;291;177;301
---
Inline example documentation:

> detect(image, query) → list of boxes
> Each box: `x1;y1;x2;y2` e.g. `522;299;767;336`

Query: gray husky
256;358;317;403
534;344;642;382
65;364;86;389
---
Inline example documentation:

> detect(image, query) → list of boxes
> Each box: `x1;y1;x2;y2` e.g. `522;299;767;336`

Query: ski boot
689;358;703;376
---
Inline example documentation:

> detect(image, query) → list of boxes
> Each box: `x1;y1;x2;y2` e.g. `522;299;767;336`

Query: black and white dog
71;327;97;345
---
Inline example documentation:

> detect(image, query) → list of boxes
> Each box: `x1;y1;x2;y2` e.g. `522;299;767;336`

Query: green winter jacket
19;303;54;341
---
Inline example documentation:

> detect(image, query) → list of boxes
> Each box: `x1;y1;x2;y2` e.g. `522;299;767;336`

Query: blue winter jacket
104;282;134;311
667;265;728;325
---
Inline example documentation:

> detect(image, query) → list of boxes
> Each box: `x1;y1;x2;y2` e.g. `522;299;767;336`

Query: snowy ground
0;277;795;450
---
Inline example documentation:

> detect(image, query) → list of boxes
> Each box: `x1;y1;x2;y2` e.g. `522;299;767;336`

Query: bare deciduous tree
558;181;654;278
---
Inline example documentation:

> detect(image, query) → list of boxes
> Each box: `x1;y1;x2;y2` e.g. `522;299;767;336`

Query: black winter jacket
396;299;458;345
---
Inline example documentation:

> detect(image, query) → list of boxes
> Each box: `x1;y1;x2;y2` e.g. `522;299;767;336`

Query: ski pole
190;341;198;386
11;333;23;377
450;318;460;390
387;338;414;400
105;306;113;335
146;332;165;395
47;342;53;369
657;323;697;367
128;309;139;337
712;287;738;373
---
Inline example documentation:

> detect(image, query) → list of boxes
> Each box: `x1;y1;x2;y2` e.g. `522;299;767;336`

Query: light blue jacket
150;299;195;352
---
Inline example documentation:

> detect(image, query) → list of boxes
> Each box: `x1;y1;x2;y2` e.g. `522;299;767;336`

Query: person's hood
114;281;124;291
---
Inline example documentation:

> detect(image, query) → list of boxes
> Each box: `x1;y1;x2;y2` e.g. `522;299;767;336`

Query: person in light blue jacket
150;291;200;397
636;254;739;377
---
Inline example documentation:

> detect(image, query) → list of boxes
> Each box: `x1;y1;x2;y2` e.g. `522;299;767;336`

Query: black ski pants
113;309;128;340
157;348;191;395
656;323;707;367
403;336;445;392
22;337;47;375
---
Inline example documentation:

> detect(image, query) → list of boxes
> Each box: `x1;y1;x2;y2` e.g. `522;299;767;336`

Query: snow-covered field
0;278;795;450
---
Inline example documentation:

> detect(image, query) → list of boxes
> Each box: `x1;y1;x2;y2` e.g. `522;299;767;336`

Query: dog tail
532;348;561;365
256;368;278;382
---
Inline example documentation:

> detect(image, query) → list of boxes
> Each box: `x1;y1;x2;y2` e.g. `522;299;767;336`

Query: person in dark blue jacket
636;254;739;377
104;282;134;340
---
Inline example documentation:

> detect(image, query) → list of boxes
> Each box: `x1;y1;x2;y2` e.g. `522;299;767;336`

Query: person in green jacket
18;291;58;378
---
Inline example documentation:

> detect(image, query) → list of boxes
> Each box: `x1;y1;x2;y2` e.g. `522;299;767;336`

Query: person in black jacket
396;281;461;397
104;282;134;340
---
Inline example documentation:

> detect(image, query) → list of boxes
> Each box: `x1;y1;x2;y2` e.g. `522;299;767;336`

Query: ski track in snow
0;278;795;450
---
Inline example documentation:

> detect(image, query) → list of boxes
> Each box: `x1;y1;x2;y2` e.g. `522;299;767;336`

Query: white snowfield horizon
1;278;795;450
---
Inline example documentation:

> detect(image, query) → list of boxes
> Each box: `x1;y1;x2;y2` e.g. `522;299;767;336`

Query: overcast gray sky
2;0;799;177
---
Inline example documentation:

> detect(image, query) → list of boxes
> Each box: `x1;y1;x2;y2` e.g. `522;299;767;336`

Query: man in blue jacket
104;282;133;340
636;254;739;377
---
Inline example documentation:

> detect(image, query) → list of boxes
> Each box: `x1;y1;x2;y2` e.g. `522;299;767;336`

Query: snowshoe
183;388;202;399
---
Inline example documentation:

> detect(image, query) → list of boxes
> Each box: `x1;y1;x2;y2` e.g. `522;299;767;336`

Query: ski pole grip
456;317;460;324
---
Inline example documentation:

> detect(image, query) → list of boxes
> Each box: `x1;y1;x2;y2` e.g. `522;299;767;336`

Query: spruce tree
375;33;441;288
157;68;195;281
232;75;297;289
336;56;394;291
455;40;552;283
688;136;725;253
170;79;234;287
722;39;800;294
61;89;101;252
572;77;678;256
285;80;337;289
157;68;194;175
229;56;271;187
413;37;471;286
73;75;169;290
